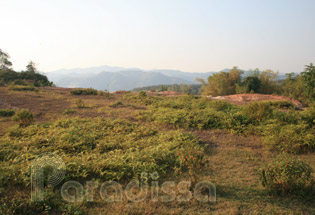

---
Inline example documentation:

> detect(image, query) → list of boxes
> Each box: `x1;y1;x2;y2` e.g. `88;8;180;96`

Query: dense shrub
74;99;86;108
262;122;315;153
9;85;37;91
222;111;255;134
12;109;34;127
259;154;314;195
0;187;86;215
64;109;77;115
301;104;315;126
123;92;160;105
0;118;205;185
109;101;124;108
0;70;52;87
242;101;273;121
0;109;15;117
209;100;234;111
267;100;295;109
100;90;113;99
140;107;224;130
272;110;301;124
70;88;98;95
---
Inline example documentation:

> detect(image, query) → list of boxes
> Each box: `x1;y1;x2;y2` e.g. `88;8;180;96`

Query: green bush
0;109;15;117
272;110;300;124
140;107;224;130
301;104;315;126
0;118;205;185
259;154;314;195
64;109;77;115
0;187;86;215
12;109;34;127
109;101;124;108
74;99;86;108
138;91;147;97
123;92;160;105
209;100;234;111
242;101;273;121
100;90;113;99
10;85;37;91
262;123;315;153
70;88;98;95
222;111;255;134
268;100;295;109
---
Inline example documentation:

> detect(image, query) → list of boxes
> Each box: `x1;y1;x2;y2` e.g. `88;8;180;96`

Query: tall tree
0;49;12;70
301;63;315;100
26;61;37;73
258;70;279;94
202;67;243;96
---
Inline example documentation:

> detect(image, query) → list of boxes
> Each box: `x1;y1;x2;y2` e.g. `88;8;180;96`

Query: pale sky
1;0;315;73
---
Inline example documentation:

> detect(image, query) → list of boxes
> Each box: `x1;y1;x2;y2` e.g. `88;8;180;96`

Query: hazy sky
1;0;315;73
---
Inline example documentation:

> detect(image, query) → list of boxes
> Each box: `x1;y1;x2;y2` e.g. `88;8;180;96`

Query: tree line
197;66;314;104
0;49;52;87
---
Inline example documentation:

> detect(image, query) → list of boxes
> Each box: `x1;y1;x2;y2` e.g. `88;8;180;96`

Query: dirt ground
207;93;305;109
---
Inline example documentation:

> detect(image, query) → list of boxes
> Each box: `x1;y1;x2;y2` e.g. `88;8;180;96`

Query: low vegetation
0;109;15;117
12;109;34;127
0;48;314;214
70;88;98;95
259;154;314;195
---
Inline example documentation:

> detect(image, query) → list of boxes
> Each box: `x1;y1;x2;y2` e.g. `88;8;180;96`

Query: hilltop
0;85;314;214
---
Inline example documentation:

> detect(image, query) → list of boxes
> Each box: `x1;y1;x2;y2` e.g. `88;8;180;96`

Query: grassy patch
0;109;15;117
70;88;98;95
9;85;37;92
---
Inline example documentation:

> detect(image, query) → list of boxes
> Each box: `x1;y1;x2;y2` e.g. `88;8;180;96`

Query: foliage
236;76;261;93
262;122;315;154
0;50;52;86
9;85;37;91
12;109;34;127
0;49;12;70
242;102;273;121
199;68;282;96
64;109;77;115
109;101;124;108
0;109;15;117
202;67;243;96
0;118;205;186
100;89;113;98
259;154;314;195
123;92;161;105
70;88;98;95
282;64;315;104
258;70;280;94
75;99;86;108
209;100;234;111
301;63;315;101
0;186;86;215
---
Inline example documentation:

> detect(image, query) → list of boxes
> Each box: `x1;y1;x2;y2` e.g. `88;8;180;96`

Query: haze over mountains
46;65;216;92
46;66;286;92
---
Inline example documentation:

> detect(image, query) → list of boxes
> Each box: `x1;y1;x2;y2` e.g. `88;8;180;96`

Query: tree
241;76;261;93
301;63;315;100
258;70;279;94
201;67;243;96
26;61;37;73
0;49;12;70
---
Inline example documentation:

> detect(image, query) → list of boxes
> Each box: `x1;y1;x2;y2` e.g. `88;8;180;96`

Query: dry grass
0;86;314;214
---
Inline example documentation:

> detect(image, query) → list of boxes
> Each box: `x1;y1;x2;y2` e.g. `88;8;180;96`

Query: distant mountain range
46;65;216;92
45;65;286;92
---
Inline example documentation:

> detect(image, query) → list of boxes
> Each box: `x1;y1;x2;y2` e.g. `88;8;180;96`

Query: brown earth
208;93;306;109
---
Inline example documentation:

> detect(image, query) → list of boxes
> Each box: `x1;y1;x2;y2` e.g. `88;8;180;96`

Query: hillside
0;86;314;214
